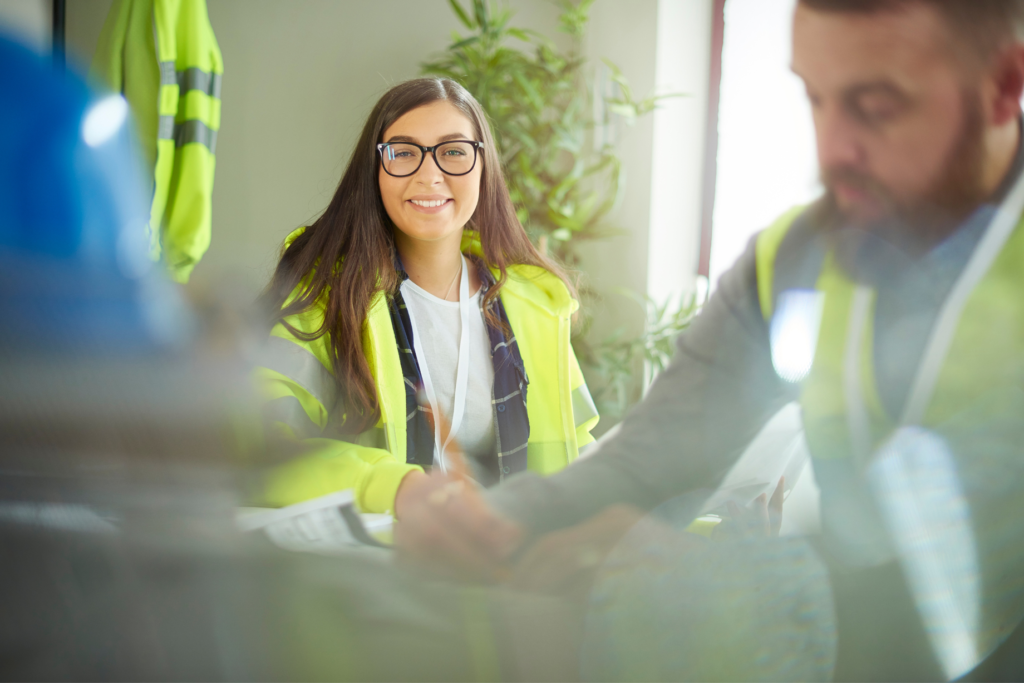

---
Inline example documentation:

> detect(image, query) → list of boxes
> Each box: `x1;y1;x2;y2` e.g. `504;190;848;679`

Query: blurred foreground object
0;37;587;681
91;0;223;284
583;528;836;682
0;33;258;679
0;21;244;477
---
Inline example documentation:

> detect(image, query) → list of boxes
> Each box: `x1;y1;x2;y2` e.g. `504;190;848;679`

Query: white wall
0;0;50;52
57;0;711;344
647;0;711;306
578;0;659;342
582;0;711;342
65;0;566;297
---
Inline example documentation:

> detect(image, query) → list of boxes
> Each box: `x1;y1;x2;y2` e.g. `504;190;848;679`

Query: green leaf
448;0;475;29
473;0;489;31
506;27;537;42
422;0;671;424
607;101;638;119
511;72;544;113
601;58;634;102
450;35;481;51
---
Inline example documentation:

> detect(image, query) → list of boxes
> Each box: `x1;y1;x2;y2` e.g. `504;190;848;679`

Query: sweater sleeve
487;236;798;535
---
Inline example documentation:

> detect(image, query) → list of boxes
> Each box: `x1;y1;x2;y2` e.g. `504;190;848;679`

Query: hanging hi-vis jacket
92;0;222;283
255;230;600;514
755;179;1024;676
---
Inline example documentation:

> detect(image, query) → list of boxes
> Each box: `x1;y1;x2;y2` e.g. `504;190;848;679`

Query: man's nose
815;107;865;172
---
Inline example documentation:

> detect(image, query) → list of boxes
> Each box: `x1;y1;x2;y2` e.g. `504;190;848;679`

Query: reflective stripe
175;119;218;153
572;383;599;428
177;66;222;99
844;287;874;466
158;114;175;140
156;116;218;154
159;61;223;99
159;60;176;86
264;395;321;439
498;442;528;458
492;389;521;404
257;336;338;411
900;164;1024;426
492;336;516;352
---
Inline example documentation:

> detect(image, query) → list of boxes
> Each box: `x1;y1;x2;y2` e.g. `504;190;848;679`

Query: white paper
237;491;393;556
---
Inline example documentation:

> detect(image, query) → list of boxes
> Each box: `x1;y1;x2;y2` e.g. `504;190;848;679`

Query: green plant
422;0;666;265
580;290;704;421
423;0;697;423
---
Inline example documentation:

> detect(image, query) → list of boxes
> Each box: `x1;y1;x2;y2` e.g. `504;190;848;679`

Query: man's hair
799;0;1024;62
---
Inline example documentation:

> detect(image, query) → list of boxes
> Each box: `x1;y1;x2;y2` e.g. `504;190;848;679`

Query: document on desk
237;490;393;555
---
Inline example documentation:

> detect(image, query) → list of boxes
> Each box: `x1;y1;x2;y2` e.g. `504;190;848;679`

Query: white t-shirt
401;279;496;461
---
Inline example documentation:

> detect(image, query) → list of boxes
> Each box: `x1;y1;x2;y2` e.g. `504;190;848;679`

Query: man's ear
989;44;1024;126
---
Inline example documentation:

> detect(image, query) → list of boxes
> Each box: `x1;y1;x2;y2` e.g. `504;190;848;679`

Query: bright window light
710;0;820;287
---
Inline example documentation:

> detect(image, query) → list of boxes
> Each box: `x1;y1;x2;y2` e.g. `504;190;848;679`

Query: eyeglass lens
381;142;476;176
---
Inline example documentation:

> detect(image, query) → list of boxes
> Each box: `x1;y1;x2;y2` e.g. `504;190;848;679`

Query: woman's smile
407;195;454;213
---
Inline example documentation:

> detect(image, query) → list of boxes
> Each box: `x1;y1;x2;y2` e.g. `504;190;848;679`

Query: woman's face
378;101;482;247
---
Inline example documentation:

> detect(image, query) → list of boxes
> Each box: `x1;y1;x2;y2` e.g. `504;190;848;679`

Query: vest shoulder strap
755;201;833;319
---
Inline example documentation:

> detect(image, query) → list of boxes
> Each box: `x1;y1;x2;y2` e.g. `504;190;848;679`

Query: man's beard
822;89;988;249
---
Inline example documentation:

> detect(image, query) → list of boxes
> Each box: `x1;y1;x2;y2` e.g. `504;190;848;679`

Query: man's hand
715;476;785;540
392;470;523;582
508;504;655;597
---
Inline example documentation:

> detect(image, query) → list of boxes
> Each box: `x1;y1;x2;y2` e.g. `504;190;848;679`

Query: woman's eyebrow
385;132;473;144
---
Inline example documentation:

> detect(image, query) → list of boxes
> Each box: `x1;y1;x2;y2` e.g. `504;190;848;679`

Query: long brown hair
259;77;572;434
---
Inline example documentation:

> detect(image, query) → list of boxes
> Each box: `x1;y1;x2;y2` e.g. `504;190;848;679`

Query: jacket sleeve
253;305;421;514
568;344;599;449
158;0;223;283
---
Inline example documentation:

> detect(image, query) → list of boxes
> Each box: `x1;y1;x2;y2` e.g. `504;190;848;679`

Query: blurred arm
488;238;798;536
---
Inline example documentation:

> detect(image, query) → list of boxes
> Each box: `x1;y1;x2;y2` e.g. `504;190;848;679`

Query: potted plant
423;0;700;423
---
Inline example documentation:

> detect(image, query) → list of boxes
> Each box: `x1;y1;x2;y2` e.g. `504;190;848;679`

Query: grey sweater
487;163;1019;537
488;236;796;535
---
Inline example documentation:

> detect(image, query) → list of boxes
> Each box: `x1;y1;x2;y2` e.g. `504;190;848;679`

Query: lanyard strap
401;254;471;473
845;168;1024;462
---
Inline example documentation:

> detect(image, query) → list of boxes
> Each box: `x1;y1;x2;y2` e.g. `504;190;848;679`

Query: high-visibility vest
756;200;1024;675
92;0;222;284
254;230;599;514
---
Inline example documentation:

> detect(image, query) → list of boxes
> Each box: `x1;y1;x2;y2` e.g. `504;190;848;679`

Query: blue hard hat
0;33;191;352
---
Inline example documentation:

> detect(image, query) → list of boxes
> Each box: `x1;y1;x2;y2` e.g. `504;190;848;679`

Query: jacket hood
461;231;577;319
284;226;306;250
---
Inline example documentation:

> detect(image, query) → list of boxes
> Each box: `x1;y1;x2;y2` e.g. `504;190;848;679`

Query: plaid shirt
389;257;530;484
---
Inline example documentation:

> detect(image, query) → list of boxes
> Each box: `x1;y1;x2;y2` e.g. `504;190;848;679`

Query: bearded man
396;1;1024;679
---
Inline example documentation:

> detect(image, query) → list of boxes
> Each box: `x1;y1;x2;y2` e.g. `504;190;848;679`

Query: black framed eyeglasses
377;140;484;177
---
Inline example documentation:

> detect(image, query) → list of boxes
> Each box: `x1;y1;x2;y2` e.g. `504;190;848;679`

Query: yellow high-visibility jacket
755;201;1024;673
92;0;222;283
255;230;600;514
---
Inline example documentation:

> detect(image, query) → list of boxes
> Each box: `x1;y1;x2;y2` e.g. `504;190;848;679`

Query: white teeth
411;199;448;208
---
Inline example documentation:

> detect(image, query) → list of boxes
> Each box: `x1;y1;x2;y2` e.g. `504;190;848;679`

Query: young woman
254;78;599;516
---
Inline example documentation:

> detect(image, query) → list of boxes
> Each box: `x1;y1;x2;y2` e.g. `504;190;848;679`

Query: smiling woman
252;78;600;522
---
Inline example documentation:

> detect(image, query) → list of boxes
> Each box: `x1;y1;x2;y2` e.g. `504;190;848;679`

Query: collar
391;230;576;318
